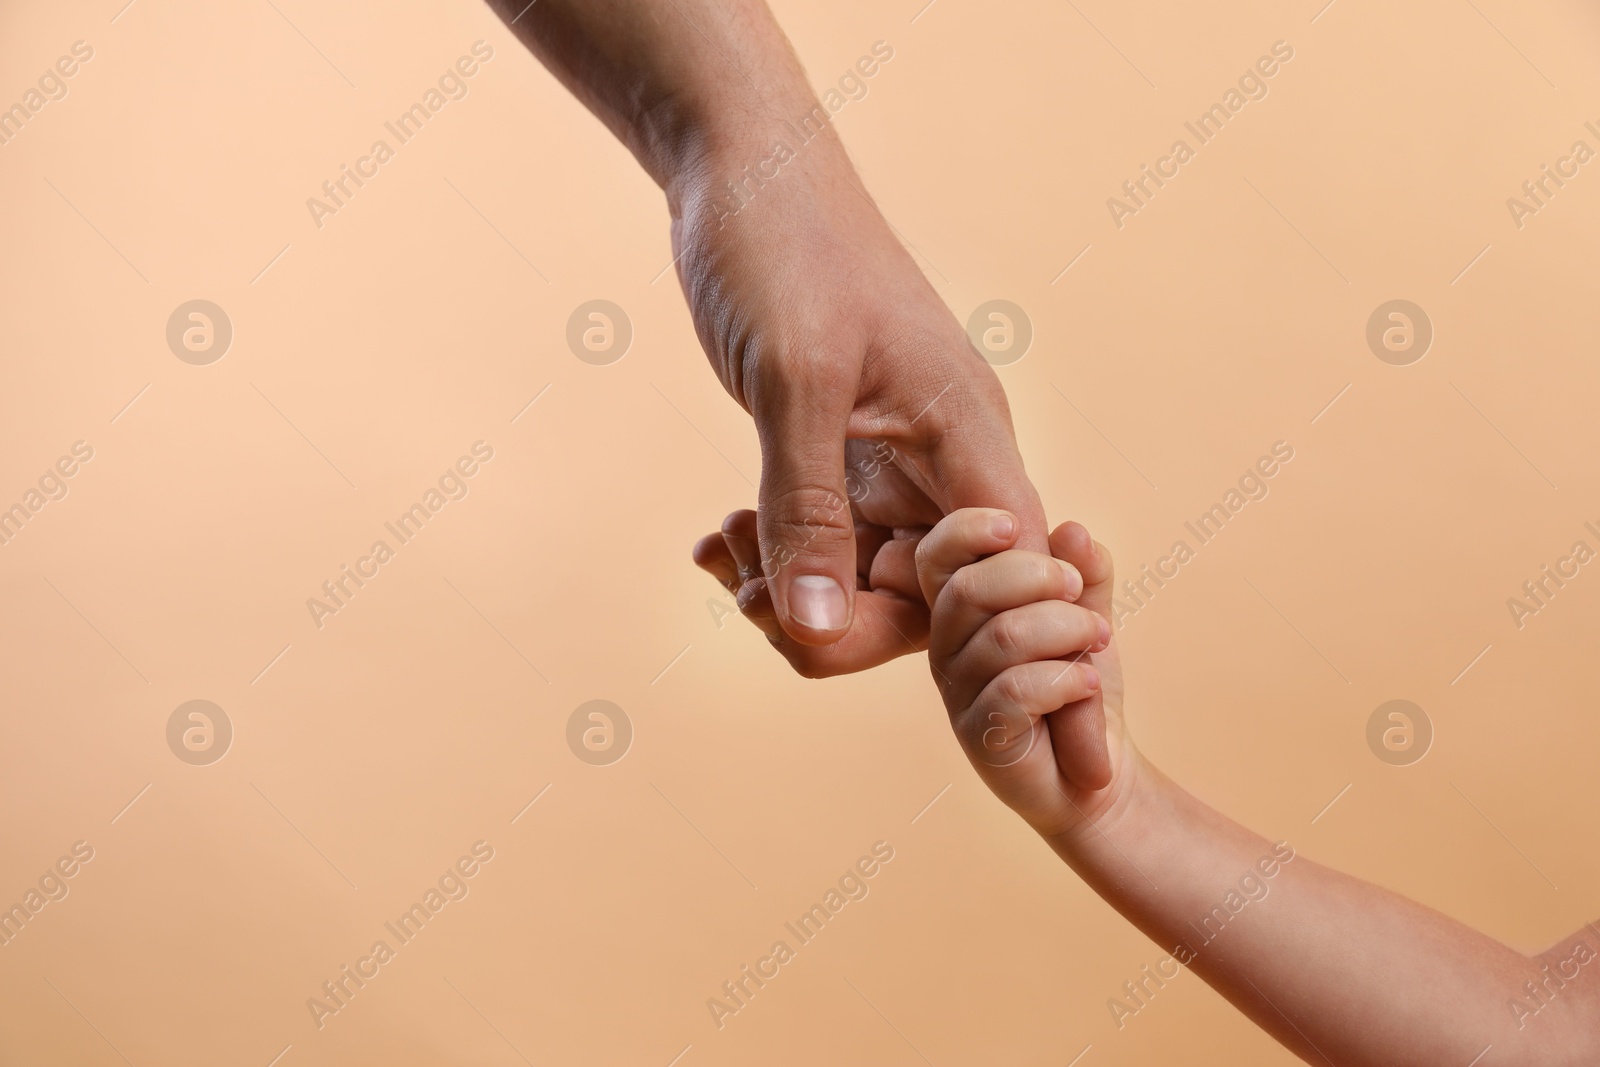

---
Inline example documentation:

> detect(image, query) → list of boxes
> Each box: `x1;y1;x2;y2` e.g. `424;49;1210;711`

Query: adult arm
487;0;1050;676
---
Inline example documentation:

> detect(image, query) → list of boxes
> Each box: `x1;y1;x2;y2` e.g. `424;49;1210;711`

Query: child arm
1059;757;1599;1066
917;508;1600;1067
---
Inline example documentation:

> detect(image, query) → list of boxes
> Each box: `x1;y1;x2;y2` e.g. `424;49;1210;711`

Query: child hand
915;508;1134;841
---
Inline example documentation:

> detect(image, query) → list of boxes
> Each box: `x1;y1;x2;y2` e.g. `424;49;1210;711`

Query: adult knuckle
751;343;853;418
764;484;852;545
915;366;1003;438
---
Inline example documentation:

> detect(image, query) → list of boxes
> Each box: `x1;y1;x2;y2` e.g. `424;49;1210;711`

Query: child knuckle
990;614;1025;659
947;570;980;609
995;669;1031;708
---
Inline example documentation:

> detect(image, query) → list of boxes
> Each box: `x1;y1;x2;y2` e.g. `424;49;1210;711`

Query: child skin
697;507;1600;1066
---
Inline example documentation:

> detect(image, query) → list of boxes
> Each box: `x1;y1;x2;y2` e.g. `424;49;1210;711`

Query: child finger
954;660;1101;769
943;601;1109;709
930;550;1084;662
1045;698;1112;793
913;507;1019;607
1046;523;1115;789
1050;521;1115;622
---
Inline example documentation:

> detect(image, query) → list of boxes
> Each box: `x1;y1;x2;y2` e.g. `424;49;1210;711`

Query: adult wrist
647;81;853;219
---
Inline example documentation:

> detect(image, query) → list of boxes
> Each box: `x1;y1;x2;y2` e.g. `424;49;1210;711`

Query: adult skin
488;0;1050;678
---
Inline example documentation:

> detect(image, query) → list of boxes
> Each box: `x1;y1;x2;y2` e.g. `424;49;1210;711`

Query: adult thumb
753;383;858;646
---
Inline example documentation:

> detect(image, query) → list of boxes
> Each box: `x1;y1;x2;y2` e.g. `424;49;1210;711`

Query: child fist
916;508;1132;840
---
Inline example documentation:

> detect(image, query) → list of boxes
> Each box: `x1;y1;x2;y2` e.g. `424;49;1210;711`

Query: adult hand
680;143;1047;676
490;0;1048;675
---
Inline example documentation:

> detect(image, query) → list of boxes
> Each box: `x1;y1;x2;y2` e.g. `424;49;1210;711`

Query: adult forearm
485;0;830;194
1053;757;1587;1066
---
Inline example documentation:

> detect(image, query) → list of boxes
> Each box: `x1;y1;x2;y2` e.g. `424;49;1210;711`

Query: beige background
2;0;1598;1063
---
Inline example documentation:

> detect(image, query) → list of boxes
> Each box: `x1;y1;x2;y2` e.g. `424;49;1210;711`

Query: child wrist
1046;746;1156;858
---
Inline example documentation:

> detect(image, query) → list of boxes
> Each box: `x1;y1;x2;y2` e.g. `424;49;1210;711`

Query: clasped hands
677;160;1123;824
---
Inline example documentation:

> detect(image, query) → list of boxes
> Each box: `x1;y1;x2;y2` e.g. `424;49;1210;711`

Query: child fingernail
991;512;1015;540
1057;559;1083;598
1097;617;1111;646
1083;666;1100;691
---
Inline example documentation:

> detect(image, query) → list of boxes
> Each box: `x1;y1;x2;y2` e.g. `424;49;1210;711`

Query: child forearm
907;510;1599;1063
1050;755;1599;1066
